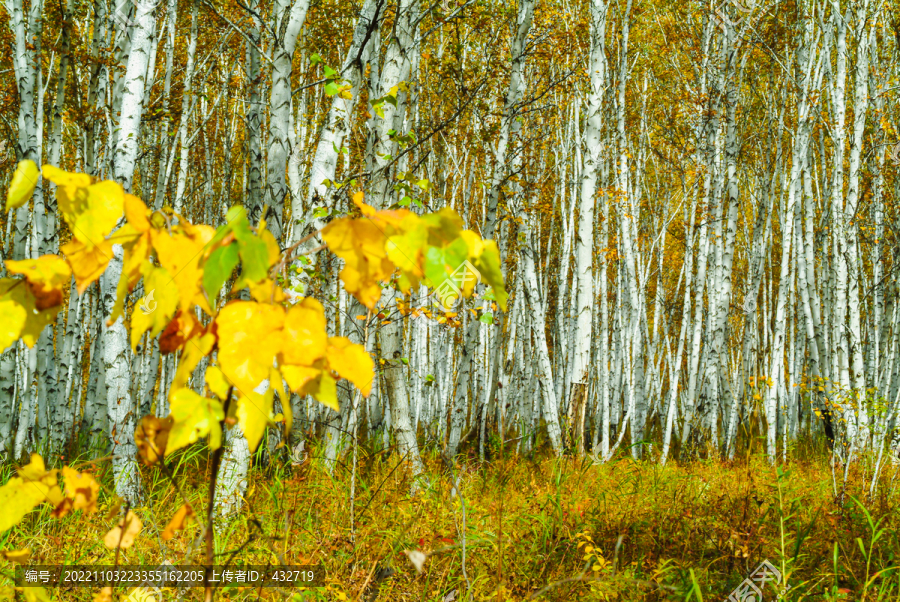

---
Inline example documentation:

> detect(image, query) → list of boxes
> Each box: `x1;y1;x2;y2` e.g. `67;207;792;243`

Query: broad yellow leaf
327;336;374;396
305;372;338;411
0;454;61;532
60;237;113;294
216;301;284;394
123;193;151;231
321;218;394;309
103;510;142;549
167;388;224;455
151;229;209;313
56;179;124;249
6;160;39;210
281;297;327;366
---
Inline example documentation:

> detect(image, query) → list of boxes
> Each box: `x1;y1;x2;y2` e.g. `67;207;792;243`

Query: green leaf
202;243;240;304
324;81;339;96
479;312;494;324
309;53;322;65
323;65;337;79
238;237;270;282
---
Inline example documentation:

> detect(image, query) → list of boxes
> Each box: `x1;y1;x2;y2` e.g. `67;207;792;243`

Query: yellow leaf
280;365;321;395
205;365;231;400
321;218;394;309
18;586;51;602
305;372;338;411
171;333;215;391
281;298;327;366
326;336;374;396
6;160;39;210
103;510;142;549
151;229;210;313
60;237;113;294
161;504;194;541
216;301;284;394
129;264;179;349
123;193;151;232
134;415;173;465
57;179;124;248
236;387;274;453
167;388;224;455
60;466;100;515
0;548;31;563
0;280;28;353
0;454;61;532
5;255;71;310
0;278;60;349
92;587;113;602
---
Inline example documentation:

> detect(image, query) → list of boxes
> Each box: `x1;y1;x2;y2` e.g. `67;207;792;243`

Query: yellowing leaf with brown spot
103;510;142;549
321;218;394;309
167;388;224;454
60;467;100;514
134;415;172;465
5;255;71;310
6;160;39;210
216;301;284;394
61;237;113;293
0;278;61;349
281;297;327;366
327;337;374;396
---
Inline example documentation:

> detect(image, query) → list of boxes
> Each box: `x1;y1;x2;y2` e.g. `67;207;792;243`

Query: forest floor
3;438;900;601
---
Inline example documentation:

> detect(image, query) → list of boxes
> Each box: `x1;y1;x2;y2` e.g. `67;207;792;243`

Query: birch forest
2;0;900;599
